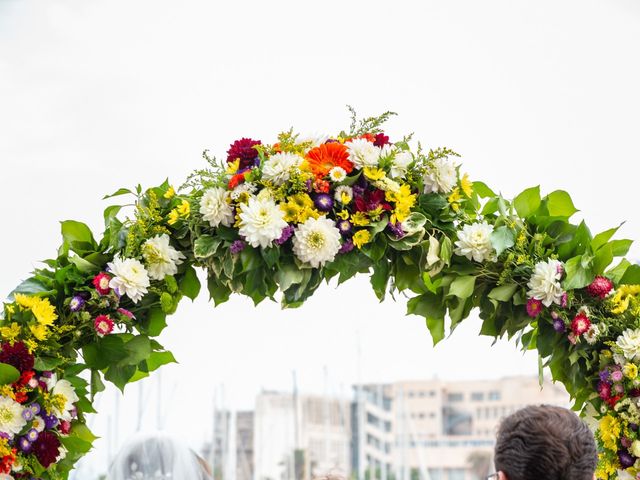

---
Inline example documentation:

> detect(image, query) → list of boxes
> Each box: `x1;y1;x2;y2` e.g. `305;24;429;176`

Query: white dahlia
292;217;342;268
200;187;234;228
51;379;79;422
346;138;381;169
108;256;150;303
617;329;640;362
389;150;413;179
142;234;186;281
238;197;288;248
526;259;564;307
423;157;457;194
230;182;257;201
0;395;27;435
454;221;495;263
262;152;303;186
297;133;330;150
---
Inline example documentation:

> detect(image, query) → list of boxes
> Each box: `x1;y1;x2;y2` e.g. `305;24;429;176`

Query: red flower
31;431;61;468
354;189;392;213
0;342;34;373
94;315;114;337
16;370;35;388
226;138;262;171
0;448;16;474
606;394;624;408
571;312;591;336
14;391;27;404
59;420;72;435
373;133;390;147
598;381;611;400
228;172;247;190
526;298;543;318
92;272;112;295
313;179;330;193
306;143;354;178
586;276;614;299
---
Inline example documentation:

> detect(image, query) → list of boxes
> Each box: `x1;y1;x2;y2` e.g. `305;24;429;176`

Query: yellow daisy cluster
280;193;320;224
0;437;12;458
353;230;371;249
447;173;473;212
168;199;191;225
595;452;619;480
599;414;621;451
13;293;58;342
609;285;640;315
386;184;417;224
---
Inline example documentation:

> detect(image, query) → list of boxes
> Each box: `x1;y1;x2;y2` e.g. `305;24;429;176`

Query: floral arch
0;111;638;479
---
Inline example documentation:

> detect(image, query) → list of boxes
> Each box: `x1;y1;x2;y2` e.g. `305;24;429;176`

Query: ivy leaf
406;293;446;344
193;235;222;259
490;226;515;256
488;284;518;302
546;190;578;218
563;256;594;290
448;275;476;299
513;186;541;218
179;265;201;300
620;265;640;285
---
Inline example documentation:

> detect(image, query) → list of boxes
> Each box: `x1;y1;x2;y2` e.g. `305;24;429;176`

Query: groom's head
493;405;597;480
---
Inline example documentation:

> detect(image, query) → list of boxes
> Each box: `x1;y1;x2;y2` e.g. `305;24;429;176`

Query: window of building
447;468;465;480
488;390;501;401
471;391;484;401
447;392;464;402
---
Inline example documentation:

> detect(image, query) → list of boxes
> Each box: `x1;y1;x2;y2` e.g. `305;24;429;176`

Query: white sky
1;0;640;477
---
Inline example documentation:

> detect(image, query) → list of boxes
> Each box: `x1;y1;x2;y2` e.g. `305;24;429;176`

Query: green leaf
546;190;578;218
91;370;106;396
275;263;305;291
610;239;633;257
105;364;136;391
146;307;168;337
620;265;640;285
370;261;391;301
193;235;222;259
490;226;515;256
82;335;127;370
0;363;20;385
513;186;541;218
473;181;496;198
593;244;613;275
208;279;231;306
406;293;446;344
448;275;476;299
34;356;64;371
122;335;152;366
103;187;133;199
179;265;201;300
147;351;177;371
591;226;620;251
61;220;96;248
564;256;594;290
488;284;518;302
607;259;631;284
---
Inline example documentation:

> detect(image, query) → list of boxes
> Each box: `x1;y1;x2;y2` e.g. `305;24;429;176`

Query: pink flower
611;370;624;383
526;298;543;318
586;276;614;299
571;312;591;336
92;272;112;295
117;308;135;320
560;292;568;308
94;315;114;337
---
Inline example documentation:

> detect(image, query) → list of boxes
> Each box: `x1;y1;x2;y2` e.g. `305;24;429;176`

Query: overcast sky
1;0;640;477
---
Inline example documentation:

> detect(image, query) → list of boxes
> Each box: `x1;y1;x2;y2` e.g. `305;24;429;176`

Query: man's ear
498;472;508;480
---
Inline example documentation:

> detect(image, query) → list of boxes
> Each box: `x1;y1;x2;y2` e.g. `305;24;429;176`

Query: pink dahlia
526;298;543;318
94;315;114;337
226;138;261;171
571;312;591;336
586;276;614;299
92;272;112;295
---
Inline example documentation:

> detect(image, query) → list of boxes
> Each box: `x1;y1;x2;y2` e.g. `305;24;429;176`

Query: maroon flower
354;189;392;213
226;138;262;170
526;298;543;318
0;342;34;373
586;276;614;299
571;312;590;336
373;133;390;147
31;431;61;468
598;381;611;400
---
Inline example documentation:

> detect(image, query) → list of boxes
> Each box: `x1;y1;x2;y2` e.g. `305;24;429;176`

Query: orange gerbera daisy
305;142;354;178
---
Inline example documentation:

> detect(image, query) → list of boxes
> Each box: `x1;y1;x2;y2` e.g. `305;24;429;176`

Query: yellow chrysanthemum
298;207;321;223
0;322;21;343
460;173;473;197
14;293;37;309
0;437;12;458
281;202;301;223
610;285;640;315
336;210;350;220
624;363;638;380
30;297;57;326
0;386;15;401
167;209;180;225
29;324;50;341
177;199;191;218
226;159;240;175
353;230;372;249
595;452;618;480
290;193;314;210
351;212;371;227
599;415;621;451
363;167;386;181
447;187;462;212
5;305;15;315
163;186;176;199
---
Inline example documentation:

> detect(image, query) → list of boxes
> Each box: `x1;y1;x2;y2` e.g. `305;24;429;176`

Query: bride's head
109;432;211;480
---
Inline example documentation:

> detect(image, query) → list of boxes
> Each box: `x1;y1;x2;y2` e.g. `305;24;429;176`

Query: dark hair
494;405;597;480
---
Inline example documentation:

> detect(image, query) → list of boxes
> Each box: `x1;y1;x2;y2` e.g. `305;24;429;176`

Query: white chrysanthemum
238;197;288;248
454;221;495;263
584;324;600;345
0;395;27;435
108;256;150;303
292;217;342;268
142;234;186;281
526;259;564;307
297;133;330;150
389;150;413;179
230;182;257;201
51;379;80;422
617;329;640;362
346;138;381;168
423;157;457;194
329;167;347;182
334;185;353;204
200;187;234;228
32;415;45;433
374;177;401;193
262;152;302;186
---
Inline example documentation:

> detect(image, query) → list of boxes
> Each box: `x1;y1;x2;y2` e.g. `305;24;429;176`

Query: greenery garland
0;110;639;479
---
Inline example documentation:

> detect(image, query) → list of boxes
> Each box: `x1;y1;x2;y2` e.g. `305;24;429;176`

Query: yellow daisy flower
167;209;180;225
363;167;386;181
351;212;371;227
163;186;176;199
599;415;621;451
177;199;191;218
460;173;473;197
353;230;372;249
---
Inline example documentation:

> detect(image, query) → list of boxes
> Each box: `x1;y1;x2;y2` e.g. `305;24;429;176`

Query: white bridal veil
108;432;212;480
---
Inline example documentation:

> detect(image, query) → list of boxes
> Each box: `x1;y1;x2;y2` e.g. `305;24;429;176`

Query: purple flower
22;408;34;421
599;370;610;382
69;295;85;312
622;437;633;448
339;240;355;254
619;450;635;469
387;222;405;239
560;292;568;308
305;179;313;192
230;240;246;255
313;193;334;212
336;220;353;237
615;383;625;394
18;437;32;453
43;414;58;429
30;403;41;415
552;318;566;333
630;423;639;432
26;429;39;442
275;226;295;246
